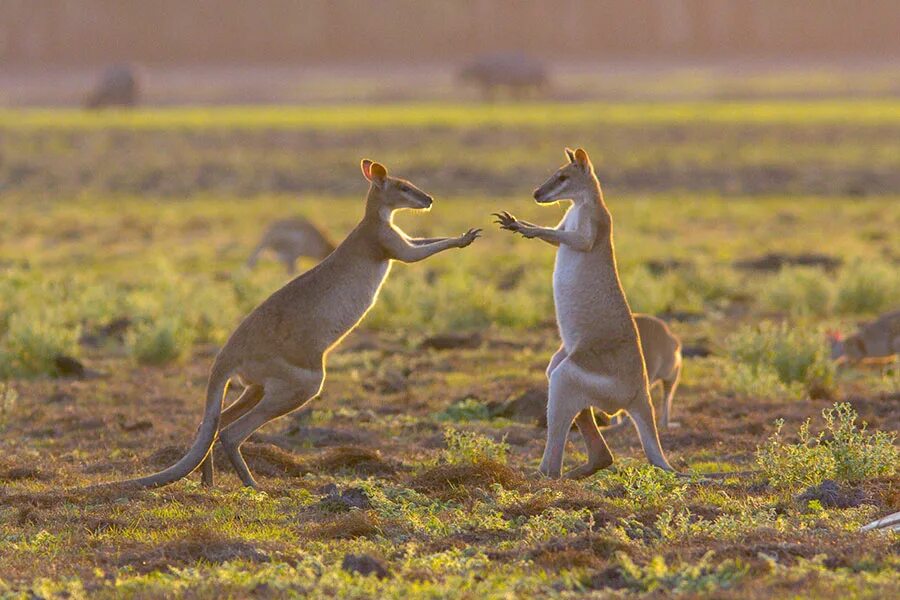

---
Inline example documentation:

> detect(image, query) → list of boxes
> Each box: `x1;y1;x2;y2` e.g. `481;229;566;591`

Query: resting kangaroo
116;160;481;489
600;314;682;429
495;147;674;478
827;309;900;364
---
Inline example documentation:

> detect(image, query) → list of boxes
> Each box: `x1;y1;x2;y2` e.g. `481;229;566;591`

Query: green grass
0;93;898;598
2;99;900;131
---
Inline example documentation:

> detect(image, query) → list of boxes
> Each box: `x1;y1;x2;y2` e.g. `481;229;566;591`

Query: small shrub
821;402;898;482
757;403;897;490
618;464;687;509
836;260;900;314
441;428;508;465
617;551;749;594
725;321;834;398
589;461;687;510
127;317;194;365
757;419;836;490
0;313;80;378
720;361;796;399
435;397;491;422
763;267;834;316
521;507;593;544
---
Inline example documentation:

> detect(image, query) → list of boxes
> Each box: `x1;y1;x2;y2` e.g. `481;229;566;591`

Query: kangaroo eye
398;185;408;192
558;175;568;182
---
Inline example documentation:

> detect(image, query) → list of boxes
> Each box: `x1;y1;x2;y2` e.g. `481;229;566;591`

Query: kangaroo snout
422;195;434;208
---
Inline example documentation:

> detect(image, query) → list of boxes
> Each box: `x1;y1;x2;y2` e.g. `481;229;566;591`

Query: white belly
553;244;590;349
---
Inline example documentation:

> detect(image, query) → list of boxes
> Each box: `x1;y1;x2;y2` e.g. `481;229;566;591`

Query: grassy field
0;88;898;598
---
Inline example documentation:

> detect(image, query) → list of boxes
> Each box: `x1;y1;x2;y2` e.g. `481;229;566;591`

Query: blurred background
0;0;897;373
2;0;899;106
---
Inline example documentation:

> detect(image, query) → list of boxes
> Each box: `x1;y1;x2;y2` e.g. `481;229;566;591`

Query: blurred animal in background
85;64;140;109
458;53;549;99
599;314;683;430
247;218;336;274
828;309;900;364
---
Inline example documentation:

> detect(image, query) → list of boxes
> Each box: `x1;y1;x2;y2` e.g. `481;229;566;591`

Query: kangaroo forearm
556;230;594;251
392;238;458;262
535;230;561;247
408;237;449;246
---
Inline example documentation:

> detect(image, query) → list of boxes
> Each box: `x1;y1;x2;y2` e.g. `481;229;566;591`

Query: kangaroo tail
89;362;231;491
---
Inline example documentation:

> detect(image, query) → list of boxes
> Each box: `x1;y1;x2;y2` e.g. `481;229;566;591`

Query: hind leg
200;383;264;486
539;395;583;479
660;365;681;428
219;369;323;487
540;359;620;478
627;393;675;472
565;408;614;479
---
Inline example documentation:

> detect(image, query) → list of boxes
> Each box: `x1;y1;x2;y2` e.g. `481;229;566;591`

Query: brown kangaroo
598;314;682;430
112;160;481;489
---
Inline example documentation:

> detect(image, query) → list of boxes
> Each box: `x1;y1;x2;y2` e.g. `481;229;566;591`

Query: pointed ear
361;159;374;181
565;147;576;163
369;162;387;183
574;148;592;170
361;160;387;185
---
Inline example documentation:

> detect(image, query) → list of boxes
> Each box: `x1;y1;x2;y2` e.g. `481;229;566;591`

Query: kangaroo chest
551;205;630;349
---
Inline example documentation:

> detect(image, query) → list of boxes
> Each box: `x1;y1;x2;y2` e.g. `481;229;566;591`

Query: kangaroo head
826;330;845;360
361;159;433;214
533;147;597;204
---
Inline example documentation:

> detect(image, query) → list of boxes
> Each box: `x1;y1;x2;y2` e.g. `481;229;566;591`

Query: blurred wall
1;0;898;67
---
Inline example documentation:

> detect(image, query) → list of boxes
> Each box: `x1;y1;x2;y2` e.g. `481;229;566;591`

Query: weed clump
763;267;833;316
724;321;834;399
441;428;508;465
0;313;80;378
617;551;748;594
435;397;491;422
835;260;900;314
588;461;687;510
413;429;521;498
127;317;193;365
757;403;897;491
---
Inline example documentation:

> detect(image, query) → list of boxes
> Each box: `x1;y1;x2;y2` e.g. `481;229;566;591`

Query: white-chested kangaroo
598;314;682;430
495;148;674;478
115;160;481;489
247;217;336;275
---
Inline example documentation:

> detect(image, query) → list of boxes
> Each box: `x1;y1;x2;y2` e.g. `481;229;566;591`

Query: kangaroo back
634;314;681;382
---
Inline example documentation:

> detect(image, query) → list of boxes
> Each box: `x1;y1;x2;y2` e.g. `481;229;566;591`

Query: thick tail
96;363;231;490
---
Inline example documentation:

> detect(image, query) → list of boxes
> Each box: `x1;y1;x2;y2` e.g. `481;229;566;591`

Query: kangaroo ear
361;160;387;184
369;162;387;181
565;147;576;163
574;148;592;170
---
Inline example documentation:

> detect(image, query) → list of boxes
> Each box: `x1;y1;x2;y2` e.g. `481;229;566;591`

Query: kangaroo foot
564;456;613;479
